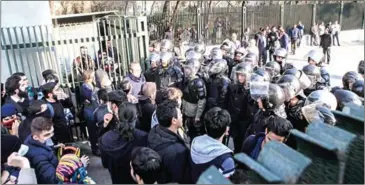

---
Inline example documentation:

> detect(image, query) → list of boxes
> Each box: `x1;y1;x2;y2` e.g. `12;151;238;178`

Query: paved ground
84;38;364;184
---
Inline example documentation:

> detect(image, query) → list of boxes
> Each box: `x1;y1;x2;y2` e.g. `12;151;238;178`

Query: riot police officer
283;68;312;92
351;79;364;97
302;64;327;96
320;67;331;87
229;47;247;80
273;48;293;74
251;68;271;82
333;89;363;110
194;42;206;55
342;71;362;90
244;52;259;69
205;60;231;110
220;42;236;75
358;60;364;78
304;90;338;110
156;52;184;90
245;83;288;138
182;59;207;140
144;53;160;82
227;63;253;153
264;61;281;83
277;75;306;132
306;49;324;66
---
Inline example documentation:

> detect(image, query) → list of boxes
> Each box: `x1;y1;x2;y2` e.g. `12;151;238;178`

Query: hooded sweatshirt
190;135;235;183
148;125;191;184
98;129;147;184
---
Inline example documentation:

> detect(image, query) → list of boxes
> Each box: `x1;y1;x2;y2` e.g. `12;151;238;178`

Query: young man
1;104;20;136
5;75;30;118
147;100;191;184
130;147;162;184
42;82;73;143
24;117;59;184
11;72;37;101
320;29;332;64
124;62;146;98
190;107;235;183
241;116;293;160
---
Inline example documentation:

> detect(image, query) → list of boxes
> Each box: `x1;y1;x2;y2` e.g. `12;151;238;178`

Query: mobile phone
18;144;29;156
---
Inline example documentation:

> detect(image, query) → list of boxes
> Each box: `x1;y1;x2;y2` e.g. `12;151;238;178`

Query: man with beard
182;59;207;140
273;48;293;75
206;60;231;110
144;53;160;82
156;52;184;90
124;62;146;98
41;82;73;144
5;75;30;118
11;72;38;101
73;46;95;78
227;63;253;153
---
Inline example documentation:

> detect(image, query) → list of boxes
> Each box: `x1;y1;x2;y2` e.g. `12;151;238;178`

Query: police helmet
351;79;364;97
208;59;228;76
234;47;247;62
185;58;201;72
160;39;174;52
264;61;281;78
266;83;286;109
245;53;258;66
210;47;223;60
251;68;271;82
160;52;173;67
183;61;199;78
306;49;323;65
358;60;364;75
333;89;363;110
194;42;206;54
220;41;232;53
303;105;337;126
185;50;203;62
305;90;338;110
277;75;302;101
283;68;312;90
273;48;287;59
236;62;253;75
184;48;195;58
342;71;362;90
302;64;322;85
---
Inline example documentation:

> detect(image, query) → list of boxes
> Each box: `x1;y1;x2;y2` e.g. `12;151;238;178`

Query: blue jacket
280;33;289;50
241;133;266;160
24;135;58;184
289;28;300;39
190;135;235;183
148;125;191;184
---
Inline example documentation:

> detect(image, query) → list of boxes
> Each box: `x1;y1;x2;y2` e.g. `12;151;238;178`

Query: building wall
1;1;52;84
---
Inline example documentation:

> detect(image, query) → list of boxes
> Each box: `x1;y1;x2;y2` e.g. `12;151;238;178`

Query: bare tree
169;1;181;24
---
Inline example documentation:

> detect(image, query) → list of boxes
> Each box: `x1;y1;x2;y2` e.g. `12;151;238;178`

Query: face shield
250;81;270;101
301;102;336;125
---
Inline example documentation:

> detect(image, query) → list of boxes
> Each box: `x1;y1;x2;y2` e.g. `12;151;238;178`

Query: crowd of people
1;21;364;184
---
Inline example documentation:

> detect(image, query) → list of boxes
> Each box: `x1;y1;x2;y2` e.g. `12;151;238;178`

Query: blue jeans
84;108;98;152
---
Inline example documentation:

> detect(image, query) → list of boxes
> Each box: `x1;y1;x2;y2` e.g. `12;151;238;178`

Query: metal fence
1;16;149;88
147;1;364;45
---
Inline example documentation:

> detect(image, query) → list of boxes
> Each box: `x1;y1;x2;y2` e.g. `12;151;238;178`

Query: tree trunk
162;1;170;28
124;1;129;15
150;1;156;15
204;1;212;27
169;1;181;25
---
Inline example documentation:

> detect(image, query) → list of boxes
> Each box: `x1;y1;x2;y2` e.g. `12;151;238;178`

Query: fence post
339;1;344;26
241;1;246;42
196;2;202;42
280;4;284;26
312;3;316;26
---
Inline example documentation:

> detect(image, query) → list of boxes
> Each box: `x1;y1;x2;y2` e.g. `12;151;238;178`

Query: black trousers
323;47;331;64
183;115;205;141
333;32;340;46
259;50;268;66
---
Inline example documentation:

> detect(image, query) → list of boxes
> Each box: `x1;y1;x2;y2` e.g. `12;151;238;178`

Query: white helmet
306;50;324;64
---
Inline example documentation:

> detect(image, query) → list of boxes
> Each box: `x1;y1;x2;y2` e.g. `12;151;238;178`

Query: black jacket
148;125;192;184
18;115;36;143
320;33;332;49
137;97;156;133
99;129;148;184
5;96;30;117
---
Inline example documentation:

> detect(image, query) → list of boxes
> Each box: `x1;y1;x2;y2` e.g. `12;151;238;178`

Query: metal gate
1;15;149;88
